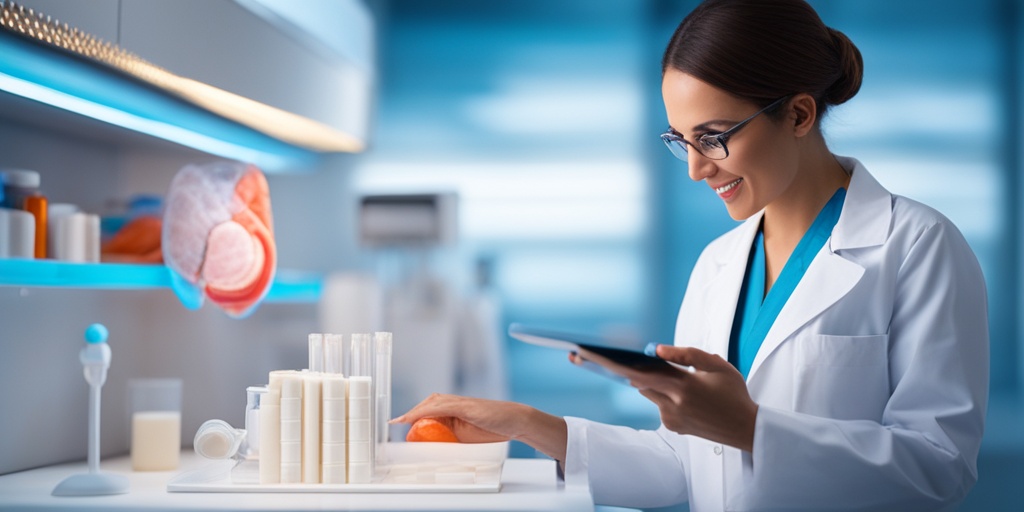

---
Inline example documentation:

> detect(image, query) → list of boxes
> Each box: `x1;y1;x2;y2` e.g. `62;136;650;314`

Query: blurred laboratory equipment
457;255;509;401
192;386;263;484
0;169;114;262
100;195;164;264
319;192;508;425
0;206;34;258
50;212;101;262
52;324;130;497
128;378;182;471
194;419;245;460
0;169;40;210
46;203;78;259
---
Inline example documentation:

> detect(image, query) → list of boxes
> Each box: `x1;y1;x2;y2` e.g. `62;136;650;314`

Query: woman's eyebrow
691;119;735;132
668;119;736;136
668;118;735;136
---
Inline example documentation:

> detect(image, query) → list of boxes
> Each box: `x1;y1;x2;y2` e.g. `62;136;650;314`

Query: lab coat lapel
746;252;865;382
701;214;762;359
745;156;889;383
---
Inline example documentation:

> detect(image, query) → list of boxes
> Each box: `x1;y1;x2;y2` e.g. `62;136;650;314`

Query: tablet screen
507;323;674;382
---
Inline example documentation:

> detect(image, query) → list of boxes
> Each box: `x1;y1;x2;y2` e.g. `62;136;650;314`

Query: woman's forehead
662;70;748;129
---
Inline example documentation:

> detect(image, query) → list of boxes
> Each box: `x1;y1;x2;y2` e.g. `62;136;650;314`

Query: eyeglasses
660;95;791;161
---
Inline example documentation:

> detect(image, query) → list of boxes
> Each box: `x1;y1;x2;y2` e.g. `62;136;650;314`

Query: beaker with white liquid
128;378;182;471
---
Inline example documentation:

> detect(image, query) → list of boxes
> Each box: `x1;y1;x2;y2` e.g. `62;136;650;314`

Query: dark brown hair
662;0;863;120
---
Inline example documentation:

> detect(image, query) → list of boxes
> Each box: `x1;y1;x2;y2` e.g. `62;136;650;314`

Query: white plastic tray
167;442;508;494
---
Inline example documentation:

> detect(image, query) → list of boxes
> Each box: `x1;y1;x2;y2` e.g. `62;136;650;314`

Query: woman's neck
762;144;850;248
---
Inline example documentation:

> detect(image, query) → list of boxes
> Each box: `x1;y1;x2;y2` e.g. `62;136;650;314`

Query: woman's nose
687;151;716;182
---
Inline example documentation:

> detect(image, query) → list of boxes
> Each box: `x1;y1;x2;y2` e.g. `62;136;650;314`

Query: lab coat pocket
793;334;889;421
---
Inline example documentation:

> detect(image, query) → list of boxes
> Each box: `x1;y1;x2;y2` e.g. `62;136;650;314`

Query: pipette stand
52;323;129;496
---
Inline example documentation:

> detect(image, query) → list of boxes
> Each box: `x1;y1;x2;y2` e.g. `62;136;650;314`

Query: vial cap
0;169;41;188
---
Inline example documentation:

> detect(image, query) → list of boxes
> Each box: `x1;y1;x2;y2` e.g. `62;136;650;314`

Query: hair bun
825;28;864;106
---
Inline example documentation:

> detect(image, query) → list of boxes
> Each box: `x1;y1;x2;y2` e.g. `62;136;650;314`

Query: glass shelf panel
0;259;321;303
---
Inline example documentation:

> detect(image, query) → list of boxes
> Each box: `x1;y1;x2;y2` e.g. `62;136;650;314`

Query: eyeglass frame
660;95;792;161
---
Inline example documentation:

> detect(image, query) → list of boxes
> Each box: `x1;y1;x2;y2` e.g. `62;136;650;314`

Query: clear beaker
128;378;182;471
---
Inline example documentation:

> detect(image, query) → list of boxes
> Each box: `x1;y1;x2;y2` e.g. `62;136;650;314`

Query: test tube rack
258;332;392;485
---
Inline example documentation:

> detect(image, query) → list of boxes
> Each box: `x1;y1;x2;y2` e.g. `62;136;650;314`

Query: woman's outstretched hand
391;394;569;461
573;345;758;452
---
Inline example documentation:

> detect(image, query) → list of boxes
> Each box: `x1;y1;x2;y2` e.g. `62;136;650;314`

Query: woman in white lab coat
393;0;989;510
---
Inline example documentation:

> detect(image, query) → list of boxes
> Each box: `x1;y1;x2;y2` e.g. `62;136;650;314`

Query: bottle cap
0;169;41;188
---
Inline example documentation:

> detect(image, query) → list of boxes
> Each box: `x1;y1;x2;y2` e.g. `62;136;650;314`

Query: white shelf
0;452;594;511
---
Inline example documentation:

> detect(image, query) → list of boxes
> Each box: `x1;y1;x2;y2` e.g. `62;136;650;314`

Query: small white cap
193;419;242;459
322;374;348;400
348;376;372;397
280;372;303;397
0;169;40;188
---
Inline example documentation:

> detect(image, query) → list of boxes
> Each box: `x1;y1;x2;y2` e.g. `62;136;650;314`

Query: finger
637;386;673;408
655;345;730;371
391;393;455;423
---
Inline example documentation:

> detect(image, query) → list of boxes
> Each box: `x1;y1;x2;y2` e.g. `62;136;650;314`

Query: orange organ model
406;418;461;443
162;162;276;318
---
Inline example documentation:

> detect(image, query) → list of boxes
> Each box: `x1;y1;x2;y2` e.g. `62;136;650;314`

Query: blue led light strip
0;260;323;303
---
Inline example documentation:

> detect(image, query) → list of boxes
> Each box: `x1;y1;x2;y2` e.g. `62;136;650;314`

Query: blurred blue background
354;0;1023;510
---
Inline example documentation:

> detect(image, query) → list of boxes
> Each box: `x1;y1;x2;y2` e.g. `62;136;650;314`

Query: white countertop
0;452;594;511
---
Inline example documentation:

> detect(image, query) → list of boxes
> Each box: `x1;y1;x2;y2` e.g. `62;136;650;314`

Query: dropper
52;324;130;496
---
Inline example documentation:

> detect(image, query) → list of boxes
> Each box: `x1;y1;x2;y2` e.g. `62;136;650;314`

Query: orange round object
406;418;460;443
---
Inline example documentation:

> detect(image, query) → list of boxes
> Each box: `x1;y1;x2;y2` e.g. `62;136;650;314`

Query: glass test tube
373;332;393;469
349;333;372;377
324;334;344;374
308;333;324;372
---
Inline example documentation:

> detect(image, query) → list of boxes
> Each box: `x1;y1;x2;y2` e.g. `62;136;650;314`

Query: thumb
655;345;731;371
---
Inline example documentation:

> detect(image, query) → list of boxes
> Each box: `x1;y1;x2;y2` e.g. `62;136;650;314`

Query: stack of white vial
259;332;392;485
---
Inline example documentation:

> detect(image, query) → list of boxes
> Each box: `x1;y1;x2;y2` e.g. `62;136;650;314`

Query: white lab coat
563;156;989;511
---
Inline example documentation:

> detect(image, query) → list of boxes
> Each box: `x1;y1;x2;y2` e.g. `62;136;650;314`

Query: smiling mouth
715;178;742;194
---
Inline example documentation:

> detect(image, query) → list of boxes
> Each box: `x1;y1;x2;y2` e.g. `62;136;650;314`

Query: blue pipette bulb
84;324;108;344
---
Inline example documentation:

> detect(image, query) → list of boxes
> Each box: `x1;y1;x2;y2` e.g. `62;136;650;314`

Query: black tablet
507;323;676;383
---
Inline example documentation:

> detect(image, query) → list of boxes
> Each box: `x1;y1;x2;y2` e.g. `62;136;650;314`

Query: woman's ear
789;93;817;137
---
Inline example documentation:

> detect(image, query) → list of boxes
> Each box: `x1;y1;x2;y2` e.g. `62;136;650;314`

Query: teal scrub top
728;188;847;378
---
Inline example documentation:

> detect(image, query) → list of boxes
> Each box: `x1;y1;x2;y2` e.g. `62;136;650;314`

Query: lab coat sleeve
741;219;989;511
563;416;691;508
